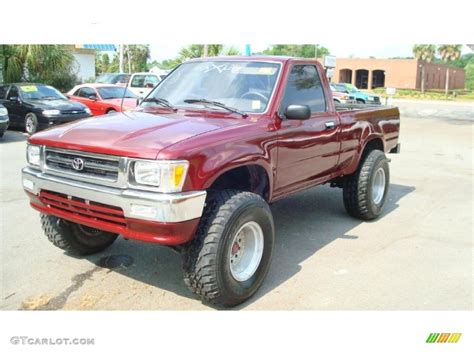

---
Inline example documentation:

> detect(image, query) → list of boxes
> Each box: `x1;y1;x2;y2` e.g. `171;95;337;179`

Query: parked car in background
333;83;381;104
95;73;131;86
127;72;161;97
0;104;9;138
0;83;92;135
67;84;138;116
330;84;356;104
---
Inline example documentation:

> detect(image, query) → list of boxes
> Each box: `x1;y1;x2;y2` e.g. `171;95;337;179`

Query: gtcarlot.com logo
426;333;462;343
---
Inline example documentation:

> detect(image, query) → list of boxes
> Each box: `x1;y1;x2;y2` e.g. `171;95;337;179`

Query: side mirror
88;95;98;101
9;96;20;102
145;83;155;88
285;105;311;120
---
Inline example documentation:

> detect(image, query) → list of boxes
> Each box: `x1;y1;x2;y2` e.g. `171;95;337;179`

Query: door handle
325;121;336;129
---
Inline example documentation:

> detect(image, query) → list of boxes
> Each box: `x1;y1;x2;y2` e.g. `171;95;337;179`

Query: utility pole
203;44;209;57
119;44;124;73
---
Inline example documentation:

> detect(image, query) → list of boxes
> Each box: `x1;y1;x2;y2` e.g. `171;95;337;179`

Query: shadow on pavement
82;183;415;309
0;129;27;144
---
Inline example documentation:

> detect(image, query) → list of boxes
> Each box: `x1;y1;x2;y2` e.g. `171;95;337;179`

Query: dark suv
0;83;92;135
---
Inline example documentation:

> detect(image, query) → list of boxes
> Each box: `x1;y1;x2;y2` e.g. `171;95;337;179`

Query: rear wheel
343;149;390;220
182;190;274;307
40;214;118;255
25;113;39;135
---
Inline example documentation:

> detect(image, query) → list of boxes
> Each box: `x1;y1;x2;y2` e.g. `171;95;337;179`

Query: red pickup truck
22;56;400;307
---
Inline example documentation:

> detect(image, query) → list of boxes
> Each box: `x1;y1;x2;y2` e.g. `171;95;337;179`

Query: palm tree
179;45;240;60
1;45;76;83
438;44;462;96
412;44;436;94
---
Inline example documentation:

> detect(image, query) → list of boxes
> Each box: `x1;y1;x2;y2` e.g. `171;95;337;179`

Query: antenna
120;72;129;113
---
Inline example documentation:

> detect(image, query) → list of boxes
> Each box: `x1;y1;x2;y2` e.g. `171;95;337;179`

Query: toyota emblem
72;158;84;171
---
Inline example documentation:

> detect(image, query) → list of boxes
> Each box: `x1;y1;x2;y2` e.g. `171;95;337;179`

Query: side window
131;75;146;88
7;86;19;99
281;65;326;115
0;85;8;99
73;88;82;96
78;87;96;98
144;75;159;86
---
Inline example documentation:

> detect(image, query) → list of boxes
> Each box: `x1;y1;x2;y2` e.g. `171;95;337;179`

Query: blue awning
82;44;117;51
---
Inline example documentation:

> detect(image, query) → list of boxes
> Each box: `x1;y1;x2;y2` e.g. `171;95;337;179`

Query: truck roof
186;55;303;64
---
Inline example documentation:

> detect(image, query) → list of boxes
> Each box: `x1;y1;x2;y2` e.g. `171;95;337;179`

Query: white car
127;72;161;98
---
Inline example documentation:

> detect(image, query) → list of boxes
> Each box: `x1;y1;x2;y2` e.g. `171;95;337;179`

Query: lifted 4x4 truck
22;56;400;307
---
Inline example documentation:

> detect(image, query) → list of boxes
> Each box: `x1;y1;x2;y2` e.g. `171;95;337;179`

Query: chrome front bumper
22;167;206;223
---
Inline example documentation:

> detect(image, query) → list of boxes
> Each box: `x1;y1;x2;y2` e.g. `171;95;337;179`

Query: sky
149;44;473;62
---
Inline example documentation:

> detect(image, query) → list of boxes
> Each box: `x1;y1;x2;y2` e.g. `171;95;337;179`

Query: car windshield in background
98;87;137;99
145;61;281;113
96;74;130;84
19;85;66;100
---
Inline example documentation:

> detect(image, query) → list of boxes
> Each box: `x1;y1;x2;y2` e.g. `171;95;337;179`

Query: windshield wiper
183;98;248;118
142;97;177;111
41;96;61;100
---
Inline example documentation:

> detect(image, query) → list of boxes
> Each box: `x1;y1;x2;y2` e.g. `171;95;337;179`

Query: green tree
95;52;110;75
124;45;150;72
412;44;436;94
465;62;474;90
438;44;462;96
263;45;330;58
0;45;78;91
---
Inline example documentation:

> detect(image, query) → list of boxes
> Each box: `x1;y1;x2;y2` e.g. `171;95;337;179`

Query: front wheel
343;149;390;220
25;113;39;135
41;214;118;255
182;190;274;307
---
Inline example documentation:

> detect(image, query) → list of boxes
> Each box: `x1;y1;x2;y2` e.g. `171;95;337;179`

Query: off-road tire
40;214;118;255
182;190;274;307
343;149;390;220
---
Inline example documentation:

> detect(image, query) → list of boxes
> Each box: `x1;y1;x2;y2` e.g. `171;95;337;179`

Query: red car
67;84;138;116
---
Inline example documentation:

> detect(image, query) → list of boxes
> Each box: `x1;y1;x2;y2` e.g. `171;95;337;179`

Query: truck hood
28;111;242;159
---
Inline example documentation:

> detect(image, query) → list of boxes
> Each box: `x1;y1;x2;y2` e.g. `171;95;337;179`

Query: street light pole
119;44;124;73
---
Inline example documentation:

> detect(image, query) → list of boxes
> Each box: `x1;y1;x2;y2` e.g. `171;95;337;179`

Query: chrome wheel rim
26;116;34;133
372;168;386;204
229;221;264;282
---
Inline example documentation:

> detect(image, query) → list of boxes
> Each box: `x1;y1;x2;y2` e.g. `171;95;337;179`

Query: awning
80;44;117;51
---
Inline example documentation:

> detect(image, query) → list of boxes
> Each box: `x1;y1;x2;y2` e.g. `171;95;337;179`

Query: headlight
0;107;8;116
42;109;61;116
131;160;188;192
27;145;41;167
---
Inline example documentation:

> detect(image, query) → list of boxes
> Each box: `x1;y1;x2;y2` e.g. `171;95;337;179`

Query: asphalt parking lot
1;102;472;310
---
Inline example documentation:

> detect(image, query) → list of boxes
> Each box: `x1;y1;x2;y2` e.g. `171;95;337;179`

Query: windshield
19;85;66;100
345;84;359;93
98;87;137;99
96;74;130;84
144;61;281;113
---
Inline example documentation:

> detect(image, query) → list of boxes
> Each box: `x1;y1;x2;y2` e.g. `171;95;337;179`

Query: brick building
331;58;465;90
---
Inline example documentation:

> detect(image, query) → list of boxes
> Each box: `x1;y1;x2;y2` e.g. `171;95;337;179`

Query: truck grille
373;96;380;103
45;148;120;181
39;190;126;227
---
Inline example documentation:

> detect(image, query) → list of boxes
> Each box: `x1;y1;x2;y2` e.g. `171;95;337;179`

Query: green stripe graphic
426;333;440;343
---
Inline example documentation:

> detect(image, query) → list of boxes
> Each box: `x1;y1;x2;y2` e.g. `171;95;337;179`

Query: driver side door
274;64;341;196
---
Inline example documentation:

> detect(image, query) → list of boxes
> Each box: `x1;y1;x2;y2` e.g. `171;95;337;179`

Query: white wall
73;52;96;82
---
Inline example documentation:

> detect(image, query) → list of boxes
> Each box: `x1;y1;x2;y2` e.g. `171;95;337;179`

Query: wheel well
362;138;384;157
209;165;270;201
106;108;116;113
